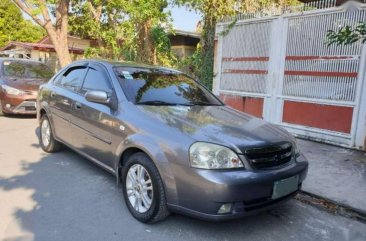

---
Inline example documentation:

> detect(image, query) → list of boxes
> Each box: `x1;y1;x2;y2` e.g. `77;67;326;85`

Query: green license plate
272;175;299;199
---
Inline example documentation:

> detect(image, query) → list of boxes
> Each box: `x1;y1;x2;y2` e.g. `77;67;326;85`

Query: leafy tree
0;0;44;48
69;0;172;65
69;0;130;60
327;22;366;46
151;25;177;66
125;0;170;64
12;0;73;67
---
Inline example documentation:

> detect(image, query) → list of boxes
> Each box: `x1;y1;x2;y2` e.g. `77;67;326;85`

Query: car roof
73;59;182;74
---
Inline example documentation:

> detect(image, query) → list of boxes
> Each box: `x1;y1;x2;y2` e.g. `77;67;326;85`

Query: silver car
37;60;308;223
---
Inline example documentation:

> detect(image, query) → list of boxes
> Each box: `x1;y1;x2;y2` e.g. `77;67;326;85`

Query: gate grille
283;10;366;102
221;21;272;94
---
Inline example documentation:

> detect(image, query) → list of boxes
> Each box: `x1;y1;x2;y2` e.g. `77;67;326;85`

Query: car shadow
0;113;36;119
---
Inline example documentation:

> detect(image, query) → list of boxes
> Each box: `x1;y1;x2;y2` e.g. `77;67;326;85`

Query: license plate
272;175;299;199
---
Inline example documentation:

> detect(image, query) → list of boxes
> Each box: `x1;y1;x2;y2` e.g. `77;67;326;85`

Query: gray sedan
37;60;308;223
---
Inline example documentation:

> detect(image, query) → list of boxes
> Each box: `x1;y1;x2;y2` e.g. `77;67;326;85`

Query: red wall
220;94;264;118
282;101;353;133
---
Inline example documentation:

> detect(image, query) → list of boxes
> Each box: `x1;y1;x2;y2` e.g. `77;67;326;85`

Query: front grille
245;142;293;169
25;106;36;111
13;100;37;113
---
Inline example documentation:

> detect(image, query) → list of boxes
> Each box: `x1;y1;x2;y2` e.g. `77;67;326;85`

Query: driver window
81;65;112;94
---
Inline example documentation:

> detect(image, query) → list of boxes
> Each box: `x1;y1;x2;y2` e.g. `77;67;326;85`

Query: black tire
122;152;170;223
39;114;63;153
0;100;6;116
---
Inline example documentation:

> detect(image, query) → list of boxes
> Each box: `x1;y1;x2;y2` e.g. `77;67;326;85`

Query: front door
70;63;116;168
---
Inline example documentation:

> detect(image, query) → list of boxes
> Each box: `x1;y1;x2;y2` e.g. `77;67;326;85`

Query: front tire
39;114;63;153
122;152;170;223
0;100;6;116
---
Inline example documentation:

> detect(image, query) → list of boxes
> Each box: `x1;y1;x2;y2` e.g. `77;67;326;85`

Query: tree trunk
12;0;72;68
45;28;71;68
55;36;72;68
200;15;216;90
136;19;154;64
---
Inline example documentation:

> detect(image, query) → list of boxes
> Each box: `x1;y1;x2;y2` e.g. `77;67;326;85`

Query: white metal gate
215;3;366;149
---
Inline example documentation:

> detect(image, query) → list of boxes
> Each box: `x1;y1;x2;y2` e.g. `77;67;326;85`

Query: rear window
2;61;54;79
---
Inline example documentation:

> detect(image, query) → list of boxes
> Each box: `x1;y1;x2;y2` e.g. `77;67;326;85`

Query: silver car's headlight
1;85;25;95
189;142;244;169
292;138;300;156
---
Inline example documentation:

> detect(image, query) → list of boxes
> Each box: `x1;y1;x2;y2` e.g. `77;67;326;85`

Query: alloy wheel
126;164;154;213
41;118;51;147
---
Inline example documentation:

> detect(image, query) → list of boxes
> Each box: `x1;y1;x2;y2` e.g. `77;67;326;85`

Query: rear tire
39;114;63;153
122;152;170;223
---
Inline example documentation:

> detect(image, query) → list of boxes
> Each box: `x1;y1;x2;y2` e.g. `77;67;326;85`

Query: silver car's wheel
122;152;170;223
39;114;63;153
126;164;153;213
41;118;51;147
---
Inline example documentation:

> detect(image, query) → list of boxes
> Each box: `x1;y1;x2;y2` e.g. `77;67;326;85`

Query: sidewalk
297;138;366;215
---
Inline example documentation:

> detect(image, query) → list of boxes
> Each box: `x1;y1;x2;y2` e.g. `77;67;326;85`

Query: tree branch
38;0;52;27
12;0;45;27
87;1;103;21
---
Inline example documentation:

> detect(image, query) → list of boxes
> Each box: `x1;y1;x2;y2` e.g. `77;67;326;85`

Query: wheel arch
37;102;57;141
114;134;177;205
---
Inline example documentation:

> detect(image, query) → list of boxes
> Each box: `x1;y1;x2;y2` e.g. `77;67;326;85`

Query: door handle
75;102;82;109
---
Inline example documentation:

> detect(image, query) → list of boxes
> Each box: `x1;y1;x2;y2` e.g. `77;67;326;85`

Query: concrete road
1;116;366;241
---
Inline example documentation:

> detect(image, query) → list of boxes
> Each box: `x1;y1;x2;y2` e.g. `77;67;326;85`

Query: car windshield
3;60;54;79
114;67;223;106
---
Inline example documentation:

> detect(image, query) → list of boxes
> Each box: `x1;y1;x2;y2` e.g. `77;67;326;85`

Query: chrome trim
11;100;37;113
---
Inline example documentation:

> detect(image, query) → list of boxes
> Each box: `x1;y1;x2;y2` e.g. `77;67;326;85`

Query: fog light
217;203;232;214
5;104;11;108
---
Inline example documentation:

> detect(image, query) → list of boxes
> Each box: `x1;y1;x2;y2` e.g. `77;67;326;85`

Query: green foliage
0;0;44;48
69;0;173;65
327;22;366;46
176;44;203;78
151;26;178;66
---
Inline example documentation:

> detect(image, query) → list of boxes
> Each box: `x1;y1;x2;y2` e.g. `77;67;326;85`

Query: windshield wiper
136;100;193;106
188;101;223;106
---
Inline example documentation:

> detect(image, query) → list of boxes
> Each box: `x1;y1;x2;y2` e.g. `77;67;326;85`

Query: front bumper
0;92;37;114
169;154;308;221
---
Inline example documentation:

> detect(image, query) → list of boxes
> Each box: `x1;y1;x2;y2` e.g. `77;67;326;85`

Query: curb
295;191;366;223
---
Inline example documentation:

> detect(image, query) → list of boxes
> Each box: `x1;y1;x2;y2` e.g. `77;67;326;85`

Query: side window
55;66;86;92
81;65;112;93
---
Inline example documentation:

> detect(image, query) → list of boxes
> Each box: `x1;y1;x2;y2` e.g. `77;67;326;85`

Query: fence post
213;24;224;96
354;44;366;150
263;17;288;124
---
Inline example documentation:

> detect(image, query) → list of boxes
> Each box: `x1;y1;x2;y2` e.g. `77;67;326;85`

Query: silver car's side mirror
85;90;109;105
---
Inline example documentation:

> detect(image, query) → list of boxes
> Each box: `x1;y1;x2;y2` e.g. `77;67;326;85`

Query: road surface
0;115;365;241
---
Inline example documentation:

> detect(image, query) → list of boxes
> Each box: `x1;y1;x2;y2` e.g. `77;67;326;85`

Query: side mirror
85;90;109;105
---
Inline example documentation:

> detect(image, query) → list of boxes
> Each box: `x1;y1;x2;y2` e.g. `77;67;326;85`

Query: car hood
138;105;293;154
1;77;48;91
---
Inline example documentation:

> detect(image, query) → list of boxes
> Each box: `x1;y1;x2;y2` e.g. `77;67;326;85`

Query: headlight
292;139;300;156
1;85;25;95
189;142;244;169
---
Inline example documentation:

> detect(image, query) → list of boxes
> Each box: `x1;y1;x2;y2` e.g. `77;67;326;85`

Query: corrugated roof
172;30;201;39
0;41;84;53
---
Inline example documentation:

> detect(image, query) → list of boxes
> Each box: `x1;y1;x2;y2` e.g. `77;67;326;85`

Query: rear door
70;63;116;168
49;65;87;144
